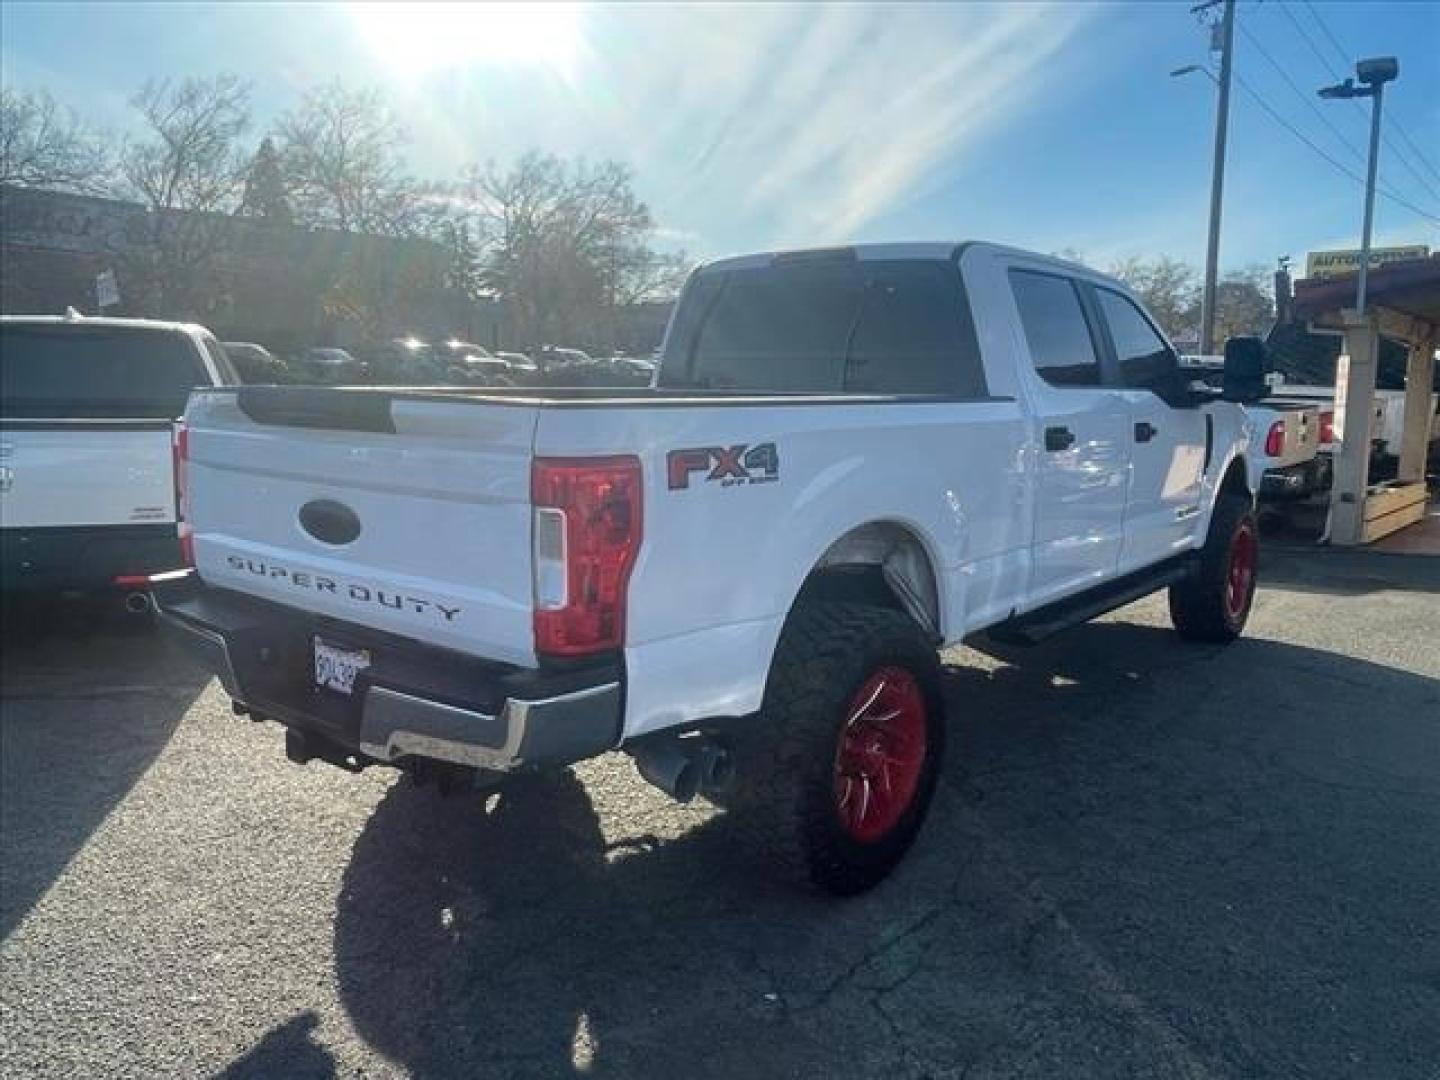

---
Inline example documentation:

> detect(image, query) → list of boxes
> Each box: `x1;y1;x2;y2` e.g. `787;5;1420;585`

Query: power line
1288;0;1440;188
1299;0;1353;69
1391;118;1440;187
1236;19;1365;168
1240;17;1440;204
1228;67;1440;227
1277;1;1351;86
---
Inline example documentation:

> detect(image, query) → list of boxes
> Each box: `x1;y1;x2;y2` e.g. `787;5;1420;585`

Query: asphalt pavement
1;552;1437;1079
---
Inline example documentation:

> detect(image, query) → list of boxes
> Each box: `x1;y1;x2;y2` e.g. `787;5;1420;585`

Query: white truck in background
1183;355;1329;500
0;315;236;604
156;243;1267;895
1265;378;1437;475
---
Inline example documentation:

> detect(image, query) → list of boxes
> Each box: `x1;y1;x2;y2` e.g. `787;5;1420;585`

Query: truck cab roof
699;241;1094;278
0;313;214;335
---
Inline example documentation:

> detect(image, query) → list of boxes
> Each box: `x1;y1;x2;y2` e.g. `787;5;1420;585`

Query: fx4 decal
667;442;780;490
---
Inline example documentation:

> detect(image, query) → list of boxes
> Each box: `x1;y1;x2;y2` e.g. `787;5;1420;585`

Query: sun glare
349;2;582;75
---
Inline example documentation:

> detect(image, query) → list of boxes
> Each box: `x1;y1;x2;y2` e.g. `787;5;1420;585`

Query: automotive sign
1304;246;1429;281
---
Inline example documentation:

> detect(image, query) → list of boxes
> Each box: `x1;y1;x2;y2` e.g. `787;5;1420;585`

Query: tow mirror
1222;337;1269;403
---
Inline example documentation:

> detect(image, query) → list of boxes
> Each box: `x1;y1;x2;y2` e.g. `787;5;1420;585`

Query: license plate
314;638;370;696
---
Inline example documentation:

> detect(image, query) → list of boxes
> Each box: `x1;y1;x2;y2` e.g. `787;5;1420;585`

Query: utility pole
1195;0;1235;356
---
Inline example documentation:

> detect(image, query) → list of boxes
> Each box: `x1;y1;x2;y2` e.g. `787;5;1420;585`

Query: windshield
0;324;207;419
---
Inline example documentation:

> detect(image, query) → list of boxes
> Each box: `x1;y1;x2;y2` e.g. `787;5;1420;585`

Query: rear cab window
0;324;210;419
661;256;986;396
1008;270;1101;388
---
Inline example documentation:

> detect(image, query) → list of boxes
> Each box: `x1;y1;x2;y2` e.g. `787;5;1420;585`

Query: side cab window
1092;288;1179;396
1008;269;1102;388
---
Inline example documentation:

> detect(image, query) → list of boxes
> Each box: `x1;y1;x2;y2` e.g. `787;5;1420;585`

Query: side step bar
986;556;1196;646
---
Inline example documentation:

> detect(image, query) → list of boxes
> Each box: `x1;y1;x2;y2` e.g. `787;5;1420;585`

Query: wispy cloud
390;3;1101;255
586;3;1101;250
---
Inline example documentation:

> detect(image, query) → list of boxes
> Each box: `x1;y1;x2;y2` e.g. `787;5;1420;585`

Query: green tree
441;219;483;299
1213;265;1274;344
239;136;292;224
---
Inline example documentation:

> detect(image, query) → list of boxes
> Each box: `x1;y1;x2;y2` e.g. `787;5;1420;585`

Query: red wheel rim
1225;520;1257;621
833;667;928;843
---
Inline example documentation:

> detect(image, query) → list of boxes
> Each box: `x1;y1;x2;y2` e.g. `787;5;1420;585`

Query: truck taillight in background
174;420;194;566
1319;410;1335;445
531;456;643;658
1265;420;1286;457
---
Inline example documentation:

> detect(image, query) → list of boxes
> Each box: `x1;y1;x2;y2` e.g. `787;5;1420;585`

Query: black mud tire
1169;494;1259;643
727;603;946;896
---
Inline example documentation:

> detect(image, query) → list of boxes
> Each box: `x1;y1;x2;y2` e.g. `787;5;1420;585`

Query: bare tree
467;152;688;346
1110;256;1201;343
0;86;112;193
121;75;251;213
116;75;252;317
274;83;419;236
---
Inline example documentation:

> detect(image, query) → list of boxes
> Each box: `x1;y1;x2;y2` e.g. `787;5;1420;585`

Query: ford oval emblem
299;499;362;546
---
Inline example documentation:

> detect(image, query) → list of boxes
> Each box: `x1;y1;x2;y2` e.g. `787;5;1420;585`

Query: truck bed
230;384;988;428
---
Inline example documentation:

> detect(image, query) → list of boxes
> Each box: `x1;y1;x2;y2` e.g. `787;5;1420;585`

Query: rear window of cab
0;325;208;419
662;257;986;397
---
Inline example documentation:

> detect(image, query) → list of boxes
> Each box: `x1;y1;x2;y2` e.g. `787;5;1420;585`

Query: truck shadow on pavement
328;619;1440;1079
0;595;209;941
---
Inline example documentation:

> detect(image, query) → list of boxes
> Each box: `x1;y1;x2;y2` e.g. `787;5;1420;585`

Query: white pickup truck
156;243;1264;894
0;315;236;602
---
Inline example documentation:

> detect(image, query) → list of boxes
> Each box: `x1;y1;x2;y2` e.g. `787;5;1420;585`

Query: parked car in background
297;347;365;384
439;339;492;360
534;345;592;375
495;351;539;382
223;341;287;384
156;241;1266;895
614;355;659;384
454;356;515;386
1;314;235;602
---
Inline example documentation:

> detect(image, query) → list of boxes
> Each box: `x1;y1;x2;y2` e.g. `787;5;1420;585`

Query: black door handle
1045;426;1076;452
1134;421;1158;443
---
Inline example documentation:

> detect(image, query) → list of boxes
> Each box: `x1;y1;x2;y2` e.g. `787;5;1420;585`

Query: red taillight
1264;419;1285;457
1319;410;1335;445
174;421;194;567
531;456;643;657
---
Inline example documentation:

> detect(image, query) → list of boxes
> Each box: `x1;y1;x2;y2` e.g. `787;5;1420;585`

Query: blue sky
3;1;1437;273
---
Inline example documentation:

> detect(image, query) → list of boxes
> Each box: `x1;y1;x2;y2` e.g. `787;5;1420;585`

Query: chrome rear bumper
155;576;623;773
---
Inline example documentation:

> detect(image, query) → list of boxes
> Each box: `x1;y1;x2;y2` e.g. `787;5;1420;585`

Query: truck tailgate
185;389;539;666
1257;402;1319;467
0;421;176;528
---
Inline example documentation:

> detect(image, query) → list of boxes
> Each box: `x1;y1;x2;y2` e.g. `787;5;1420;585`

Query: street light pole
1199;0;1235;356
1354;82;1385;315
1317;57;1400;546
1319;57;1399;317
